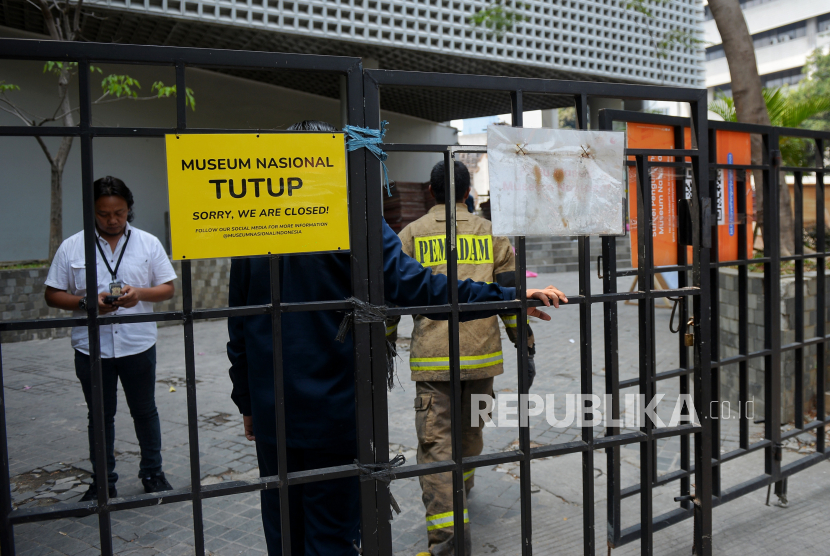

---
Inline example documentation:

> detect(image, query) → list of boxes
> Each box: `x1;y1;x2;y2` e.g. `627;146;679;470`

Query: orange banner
627;123;683;267
627;123;752;267
714;130;754;262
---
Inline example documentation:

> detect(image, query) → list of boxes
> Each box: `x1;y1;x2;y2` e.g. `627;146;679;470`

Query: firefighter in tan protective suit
387;161;545;556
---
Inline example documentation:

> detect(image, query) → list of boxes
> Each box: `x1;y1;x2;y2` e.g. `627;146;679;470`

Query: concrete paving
2;271;828;555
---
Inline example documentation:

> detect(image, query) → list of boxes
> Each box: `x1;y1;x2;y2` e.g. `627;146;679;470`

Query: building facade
704;0;830;98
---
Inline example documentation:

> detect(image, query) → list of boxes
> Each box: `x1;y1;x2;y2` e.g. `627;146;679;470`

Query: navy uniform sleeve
382;220;516;313
227;258;253;416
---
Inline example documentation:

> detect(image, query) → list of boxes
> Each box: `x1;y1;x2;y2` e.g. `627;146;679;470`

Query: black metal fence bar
675;119;694;515
75;57;116;556
794;171;805;431
0;290;710;333
510;92;537;556
574;94;596;556
781;418;830;439
175;57;207;554
707;127;723;500
737;159;750;451
635;154;656;555
181;261;206;554
816;139;827;455
688;98;714;556
267;254;294;555
352;61;384;556
0;38;360;70
602;231;623;549
620;367;694;387
762;128;784;494
0;344;12;553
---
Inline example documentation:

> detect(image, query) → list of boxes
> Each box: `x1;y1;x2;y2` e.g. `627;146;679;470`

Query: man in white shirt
44;176;177;501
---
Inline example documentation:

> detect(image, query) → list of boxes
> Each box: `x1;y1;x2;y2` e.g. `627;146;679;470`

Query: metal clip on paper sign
165;133;350;260
487;126;626;236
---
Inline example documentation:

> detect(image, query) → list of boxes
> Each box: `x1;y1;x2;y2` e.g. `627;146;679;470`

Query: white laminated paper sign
487;126;626;236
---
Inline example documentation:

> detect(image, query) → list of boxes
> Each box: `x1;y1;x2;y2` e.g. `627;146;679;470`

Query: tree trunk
47;65;76;261
708;0;795;255
48;161;65;260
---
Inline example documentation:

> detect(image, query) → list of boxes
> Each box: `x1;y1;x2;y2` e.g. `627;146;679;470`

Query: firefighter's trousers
415;377;494;556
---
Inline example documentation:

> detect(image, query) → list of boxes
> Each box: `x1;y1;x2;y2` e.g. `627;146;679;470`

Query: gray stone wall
1;267;70;343
718;268;830;423
1;259;232;343
156;259;232;317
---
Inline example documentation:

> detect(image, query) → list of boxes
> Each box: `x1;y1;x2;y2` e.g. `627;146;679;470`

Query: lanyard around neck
95;229;132;281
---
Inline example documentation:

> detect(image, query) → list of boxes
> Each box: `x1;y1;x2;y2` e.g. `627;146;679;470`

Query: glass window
752;21;807;49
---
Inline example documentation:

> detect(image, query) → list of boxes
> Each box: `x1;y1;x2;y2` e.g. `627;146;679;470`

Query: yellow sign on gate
165;133;350;260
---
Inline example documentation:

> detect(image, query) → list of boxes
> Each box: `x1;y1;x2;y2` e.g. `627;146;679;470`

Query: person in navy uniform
227;121;566;556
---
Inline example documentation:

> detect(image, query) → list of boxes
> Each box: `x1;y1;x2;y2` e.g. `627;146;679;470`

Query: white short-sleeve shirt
45;223;178;358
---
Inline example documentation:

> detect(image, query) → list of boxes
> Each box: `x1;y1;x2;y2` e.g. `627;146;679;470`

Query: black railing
599;109;830;550
0;38;370;556
364;70;711;556
0;37;826;556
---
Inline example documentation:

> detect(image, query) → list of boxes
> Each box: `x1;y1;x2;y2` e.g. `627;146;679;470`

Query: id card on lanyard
96;230;132;295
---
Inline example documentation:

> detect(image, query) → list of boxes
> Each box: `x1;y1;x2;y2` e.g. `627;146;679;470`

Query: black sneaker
142;472;173;494
79;483;117;502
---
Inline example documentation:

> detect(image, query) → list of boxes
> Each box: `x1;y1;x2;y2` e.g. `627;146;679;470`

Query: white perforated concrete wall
85;0;704;86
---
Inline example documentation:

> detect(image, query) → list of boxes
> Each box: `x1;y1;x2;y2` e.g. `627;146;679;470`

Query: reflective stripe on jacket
398;204;515;381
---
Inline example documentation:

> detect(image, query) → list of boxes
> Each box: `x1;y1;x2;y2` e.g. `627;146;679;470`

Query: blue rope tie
343;121;392;197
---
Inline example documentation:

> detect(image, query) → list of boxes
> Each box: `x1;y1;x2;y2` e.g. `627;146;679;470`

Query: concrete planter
1;266;69;342
718;267;830;423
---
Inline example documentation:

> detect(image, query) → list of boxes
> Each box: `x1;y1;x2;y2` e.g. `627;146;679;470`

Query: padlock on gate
684;317;695;347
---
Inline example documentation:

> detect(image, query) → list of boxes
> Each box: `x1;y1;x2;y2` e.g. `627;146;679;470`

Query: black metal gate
0;38;827;556
597;109;830;550
0;38;371;556
363;71;712;556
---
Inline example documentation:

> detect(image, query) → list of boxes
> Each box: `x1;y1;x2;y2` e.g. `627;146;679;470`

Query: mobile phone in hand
104;295;121;304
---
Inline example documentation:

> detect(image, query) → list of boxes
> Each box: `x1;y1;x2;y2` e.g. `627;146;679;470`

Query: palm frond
781;96;830;129
762;87;788;127
708;91;736;122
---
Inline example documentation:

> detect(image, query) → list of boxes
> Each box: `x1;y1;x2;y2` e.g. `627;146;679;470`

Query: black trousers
74;346;163;485
256;440;360;555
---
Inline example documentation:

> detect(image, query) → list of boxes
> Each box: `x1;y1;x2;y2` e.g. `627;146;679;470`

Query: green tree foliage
557;106;577;129
468;0;525;38
1;61;195;260
0;0;199;261
656;29;705;59
787;47;830;132
1;67;194;128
